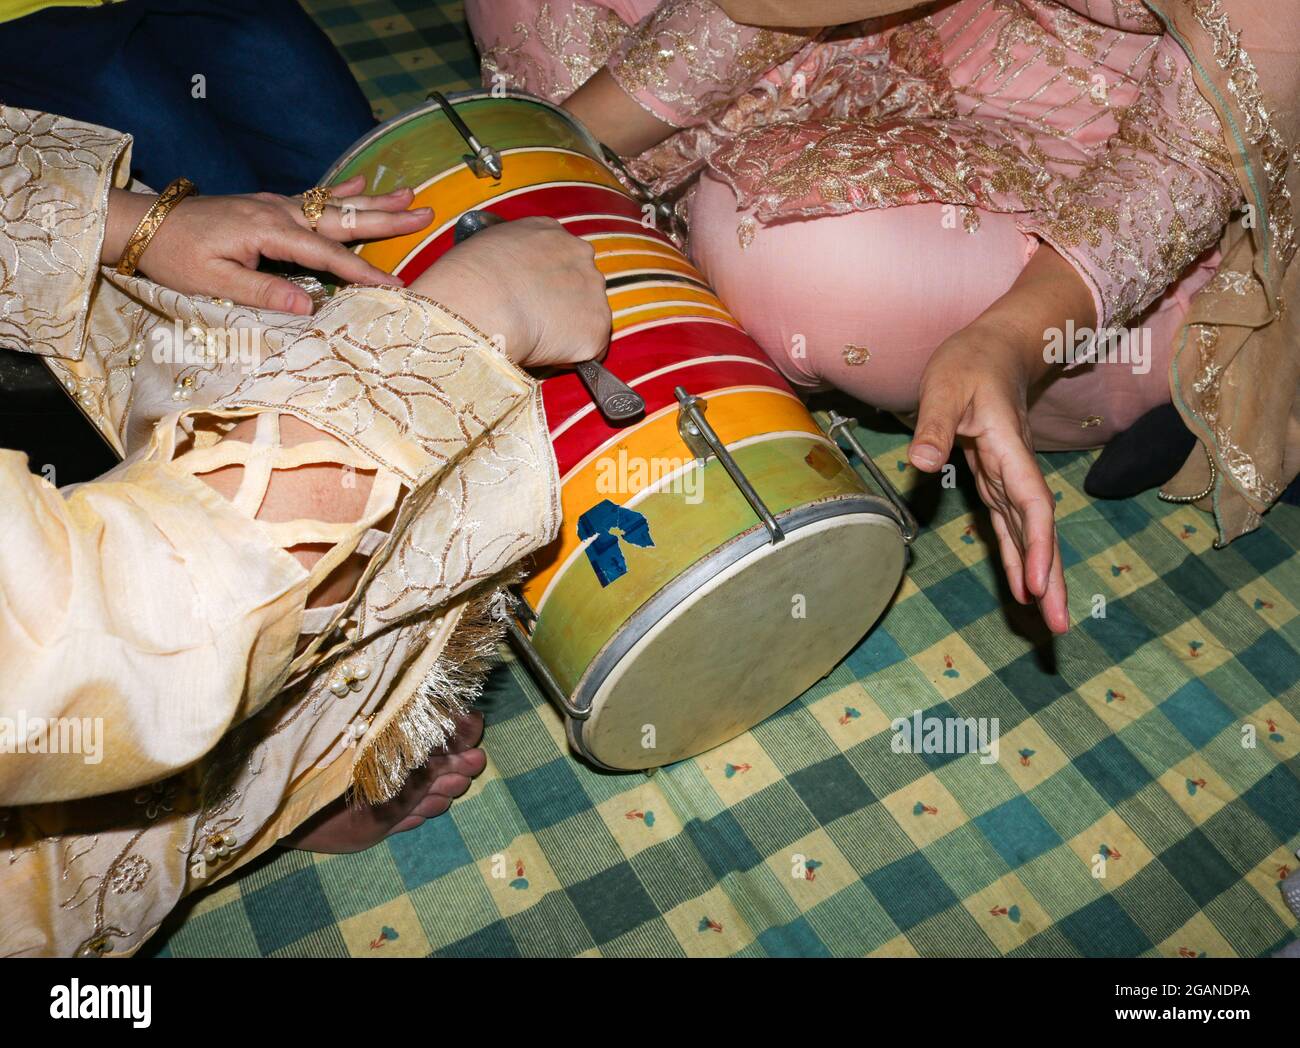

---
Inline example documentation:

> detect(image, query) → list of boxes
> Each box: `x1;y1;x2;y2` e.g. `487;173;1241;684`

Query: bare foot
284;712;486;854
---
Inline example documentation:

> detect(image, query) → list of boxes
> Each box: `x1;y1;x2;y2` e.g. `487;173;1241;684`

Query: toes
428;772;472;799
409;793;453;820
393;814;426;834
451;747;487;777
444;711;485;752
425;748;486;780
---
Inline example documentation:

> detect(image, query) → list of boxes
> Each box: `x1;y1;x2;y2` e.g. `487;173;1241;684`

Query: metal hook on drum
822;411;918;544
428;90;503;179
675;387;784;545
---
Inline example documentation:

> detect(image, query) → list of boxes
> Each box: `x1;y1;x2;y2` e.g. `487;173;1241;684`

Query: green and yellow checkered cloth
149;0;1300;958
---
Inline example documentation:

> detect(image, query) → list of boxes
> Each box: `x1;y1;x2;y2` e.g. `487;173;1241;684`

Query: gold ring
300;186;333;231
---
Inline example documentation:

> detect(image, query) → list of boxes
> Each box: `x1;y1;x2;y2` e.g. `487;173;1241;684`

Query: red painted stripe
549;361;792;473
609;320;772;362
540;323;774;422
395;185;646;281
542;336;777;425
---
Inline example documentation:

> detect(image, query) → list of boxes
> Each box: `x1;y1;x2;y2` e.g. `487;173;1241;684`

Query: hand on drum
102;176;432;314
406;216;611;368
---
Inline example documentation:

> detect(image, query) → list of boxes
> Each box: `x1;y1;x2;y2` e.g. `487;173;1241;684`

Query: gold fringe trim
349;574;519;806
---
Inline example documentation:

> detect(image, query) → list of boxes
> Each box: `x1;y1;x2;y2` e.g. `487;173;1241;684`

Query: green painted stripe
531;436;869;694
331;98;602;193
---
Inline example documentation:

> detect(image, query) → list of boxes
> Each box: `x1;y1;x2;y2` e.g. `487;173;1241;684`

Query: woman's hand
910;326;1069;634
907;244;1098;636
102;176;433;314
407;216;611;368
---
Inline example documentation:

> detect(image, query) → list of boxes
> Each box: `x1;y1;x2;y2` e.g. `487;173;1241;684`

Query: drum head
570;511;905;770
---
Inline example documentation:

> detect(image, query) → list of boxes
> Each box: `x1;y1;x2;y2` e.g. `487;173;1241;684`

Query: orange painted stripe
595;251;704;282
522;388;820;601
606;283;726;314
588;235;687;261
610;301;736;332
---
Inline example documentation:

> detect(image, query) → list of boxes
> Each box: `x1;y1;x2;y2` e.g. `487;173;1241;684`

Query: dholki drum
325;92;916;771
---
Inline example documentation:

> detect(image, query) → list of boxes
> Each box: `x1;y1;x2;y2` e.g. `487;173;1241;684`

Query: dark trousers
0;0;376;194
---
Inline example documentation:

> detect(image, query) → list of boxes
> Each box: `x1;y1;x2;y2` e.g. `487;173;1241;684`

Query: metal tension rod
675;386;783;544
503;592;590;721
824;411;919;545
428;90;502;179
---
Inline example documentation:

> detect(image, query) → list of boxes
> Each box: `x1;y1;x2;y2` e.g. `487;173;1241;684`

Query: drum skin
325;93;906;769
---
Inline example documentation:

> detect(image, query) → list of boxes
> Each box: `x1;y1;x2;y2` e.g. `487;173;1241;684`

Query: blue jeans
0;0;376;194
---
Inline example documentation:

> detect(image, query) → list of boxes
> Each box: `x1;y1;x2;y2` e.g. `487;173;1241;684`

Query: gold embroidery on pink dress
610;0;807;124
737;215;756;248
1185;321;1280;503
480;1;630;102
1032;53;1238;327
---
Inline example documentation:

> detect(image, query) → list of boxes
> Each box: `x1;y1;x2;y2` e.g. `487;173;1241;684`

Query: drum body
325;93;908;770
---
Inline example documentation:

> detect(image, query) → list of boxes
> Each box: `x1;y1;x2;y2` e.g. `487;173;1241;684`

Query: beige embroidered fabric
714;1;1300;543
0;106;560;955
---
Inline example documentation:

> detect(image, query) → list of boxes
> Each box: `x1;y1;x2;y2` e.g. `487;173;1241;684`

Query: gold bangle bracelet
114;177;197;277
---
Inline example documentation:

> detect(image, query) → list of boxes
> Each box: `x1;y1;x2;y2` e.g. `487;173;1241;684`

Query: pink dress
467;0;1242;448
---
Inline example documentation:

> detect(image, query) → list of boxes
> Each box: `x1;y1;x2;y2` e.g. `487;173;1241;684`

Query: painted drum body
325;93;907;770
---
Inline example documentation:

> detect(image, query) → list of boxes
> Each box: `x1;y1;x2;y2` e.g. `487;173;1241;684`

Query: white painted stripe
558;213;660;231
583;232;681;250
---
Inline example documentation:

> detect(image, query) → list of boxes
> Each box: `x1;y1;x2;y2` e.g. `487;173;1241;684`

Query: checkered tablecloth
149;1;1300;958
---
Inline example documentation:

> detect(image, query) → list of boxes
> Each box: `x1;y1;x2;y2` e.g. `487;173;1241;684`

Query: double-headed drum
325;93;910;770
